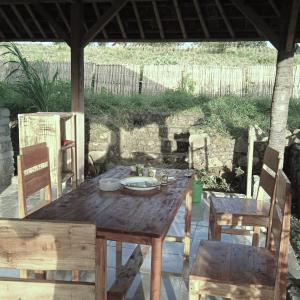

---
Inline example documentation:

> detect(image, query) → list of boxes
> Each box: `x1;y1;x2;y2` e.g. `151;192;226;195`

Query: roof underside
0;0;297;43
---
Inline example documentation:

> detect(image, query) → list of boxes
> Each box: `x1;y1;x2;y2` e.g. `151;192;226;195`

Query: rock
234;137;248;153
189;133;210;149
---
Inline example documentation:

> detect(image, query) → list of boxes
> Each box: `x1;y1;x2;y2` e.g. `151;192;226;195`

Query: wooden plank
150;237;162;300
152;0;164;39
11;4;34;38
92;2;109;40
259;168;277;199
192;0;210;38
27;166;191;239
132;1;145;39
96;239;107;300
263;146;280;173
172;0;187;39
0;219;96;271
215;0;235;38
184;183;192;259
108;245;149;299
20;142;49;170
285;0;300;52
0;7;21;38
55;3;70;32
0;279;95;300
82;0;128;46
25;4;47;38
231;0;279;48
34;2;70;44
116;13;127;39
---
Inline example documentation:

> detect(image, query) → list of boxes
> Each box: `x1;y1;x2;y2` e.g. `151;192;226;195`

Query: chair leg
208;209;214;240
252;226;260;246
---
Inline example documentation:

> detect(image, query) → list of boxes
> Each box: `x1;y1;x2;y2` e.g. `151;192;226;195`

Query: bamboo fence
1;61;300;97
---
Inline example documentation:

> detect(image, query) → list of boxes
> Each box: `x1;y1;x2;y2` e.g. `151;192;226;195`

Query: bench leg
252;226;260;247
116;241;122;275
184;185;192;260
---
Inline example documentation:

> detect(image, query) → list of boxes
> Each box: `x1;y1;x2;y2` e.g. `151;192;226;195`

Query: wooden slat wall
3;61;300;97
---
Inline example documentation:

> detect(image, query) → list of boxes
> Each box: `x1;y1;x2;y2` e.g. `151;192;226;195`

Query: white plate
120;176;160;191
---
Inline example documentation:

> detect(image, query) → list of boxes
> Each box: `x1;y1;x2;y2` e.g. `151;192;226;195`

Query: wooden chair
189;169;291;300
0;219;106;300
209;146;280;246
18;142;52;218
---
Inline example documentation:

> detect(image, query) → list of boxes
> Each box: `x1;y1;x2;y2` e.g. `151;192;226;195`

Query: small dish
120;176;160;191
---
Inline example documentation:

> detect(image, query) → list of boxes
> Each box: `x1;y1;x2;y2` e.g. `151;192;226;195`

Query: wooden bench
209;146;280;246
189;169;291;300
0;219;106;300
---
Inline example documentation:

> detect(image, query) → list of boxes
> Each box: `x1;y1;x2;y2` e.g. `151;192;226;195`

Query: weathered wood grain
0;219;96;271
27;166;191;240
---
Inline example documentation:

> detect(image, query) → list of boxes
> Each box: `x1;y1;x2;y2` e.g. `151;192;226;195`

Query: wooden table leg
252;226;260;246
150;237;162;300
116;241;122;275
96;239;107;300
184;185;192;260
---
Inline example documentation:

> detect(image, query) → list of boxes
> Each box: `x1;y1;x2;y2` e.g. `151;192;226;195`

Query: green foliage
194;169;232;192
0;42;280;66
0;43;59;112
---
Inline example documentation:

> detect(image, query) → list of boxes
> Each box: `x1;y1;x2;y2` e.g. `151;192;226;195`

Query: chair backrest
266;170;291;300
0;219;97;300
256;146;280;201
18;142;52;217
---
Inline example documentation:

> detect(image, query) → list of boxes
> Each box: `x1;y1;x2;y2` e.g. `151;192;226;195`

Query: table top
26;166;191;239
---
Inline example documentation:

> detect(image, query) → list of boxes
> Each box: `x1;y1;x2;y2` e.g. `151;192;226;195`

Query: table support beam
150;237;162;300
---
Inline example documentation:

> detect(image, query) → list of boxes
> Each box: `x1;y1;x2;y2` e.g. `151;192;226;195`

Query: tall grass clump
1;43;58;112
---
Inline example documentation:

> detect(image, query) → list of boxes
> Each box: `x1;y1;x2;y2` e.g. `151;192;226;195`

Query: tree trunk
269;49;294;162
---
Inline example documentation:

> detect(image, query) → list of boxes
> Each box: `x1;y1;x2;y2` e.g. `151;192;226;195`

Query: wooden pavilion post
71;0;85;184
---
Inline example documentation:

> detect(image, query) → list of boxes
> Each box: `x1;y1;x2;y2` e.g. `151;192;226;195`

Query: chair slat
263;146;280;173
0;220;96;271
21;143;49;170
0;278;95;300
259;168;277;198
24;167;51;197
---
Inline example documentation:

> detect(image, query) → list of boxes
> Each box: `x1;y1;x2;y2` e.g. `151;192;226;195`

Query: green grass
1;80;299;138
0;42;283;66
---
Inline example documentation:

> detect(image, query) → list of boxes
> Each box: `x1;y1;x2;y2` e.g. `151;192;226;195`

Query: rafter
0;7;21;38
230;0;279;48
34;2;70;44
25;4;47;38
11;5;34;38
172;0;187;39
152;0;164;39
268;0;280;17
92;3;109;39
132;1;145;39
55;3;70;32
215;0;235;38
83;0;128;46
192;0;210;38
116;13;127;39
285;0;300;51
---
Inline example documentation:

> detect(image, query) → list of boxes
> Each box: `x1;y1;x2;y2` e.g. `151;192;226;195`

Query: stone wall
0;108;14;190
87;111;258;173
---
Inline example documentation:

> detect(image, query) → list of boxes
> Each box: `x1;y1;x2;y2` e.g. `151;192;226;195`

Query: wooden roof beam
132;1;145;39
116;13;127;39
11;5;34;38
34;3;70;44
215;0;235;38
268;0;280;17
25;4;47;38
83;0;128;46
92;2;109;40
55;3;70;32
0;7;21;38
172;0;187;39
192;0;210;38
285;0;300;51
152;0;164;39
0;29;5;39
230;0;279;49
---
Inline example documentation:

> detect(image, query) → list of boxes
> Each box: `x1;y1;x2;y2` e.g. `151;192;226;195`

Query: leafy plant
1;43;58;112
194;169;232;192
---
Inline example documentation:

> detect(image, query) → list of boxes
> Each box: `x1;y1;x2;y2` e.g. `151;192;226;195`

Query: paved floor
0;177;299;299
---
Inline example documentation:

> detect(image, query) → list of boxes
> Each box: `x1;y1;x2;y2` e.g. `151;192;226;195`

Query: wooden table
26;166;192;300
